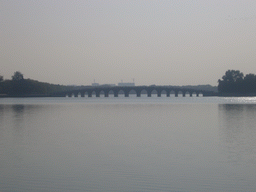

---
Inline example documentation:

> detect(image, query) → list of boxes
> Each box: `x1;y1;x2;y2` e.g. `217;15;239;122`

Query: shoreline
1;93;256;98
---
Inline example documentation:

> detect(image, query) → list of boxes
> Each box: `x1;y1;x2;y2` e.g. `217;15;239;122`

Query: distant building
92;83;116;87
101;84;116;87
92;83;99;86
118;82;135;87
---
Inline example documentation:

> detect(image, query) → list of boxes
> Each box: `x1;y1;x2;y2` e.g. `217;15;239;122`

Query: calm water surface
1;97;256;192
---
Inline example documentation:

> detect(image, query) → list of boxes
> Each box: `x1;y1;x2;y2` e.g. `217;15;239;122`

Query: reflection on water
12;104;25;114
218;104;256;164
1;99;256;192
12;105;25;138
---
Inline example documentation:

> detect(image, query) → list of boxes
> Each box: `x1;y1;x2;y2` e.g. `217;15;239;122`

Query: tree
244;73;256;82
12;71;24;81
243;73;256;93
218;70;256;94
0;75;3;94
218;70;244;93
220;70;244;83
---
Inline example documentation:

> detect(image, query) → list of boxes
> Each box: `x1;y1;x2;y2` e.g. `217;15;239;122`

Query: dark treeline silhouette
2;70;255;97
218;70;256;95
0;71;74;97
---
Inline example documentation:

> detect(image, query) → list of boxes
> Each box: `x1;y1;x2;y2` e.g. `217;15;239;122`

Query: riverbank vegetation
218;70;256;95
2;70;255;97
0;71;74;97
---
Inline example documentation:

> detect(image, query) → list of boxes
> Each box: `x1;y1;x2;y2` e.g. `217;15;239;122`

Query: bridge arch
128;89;137;97
177;91;183;97
57;86;215;98
77;92;82;97
140;89;148;97
191;92;197;97
150;89;158;97
99;90;105;97
83;91;88;98
107;90;114;97
160;90;167;97
91;91;96;97
69;93;75;97
185;91;190;97
169;90;175;97
118;89;125;97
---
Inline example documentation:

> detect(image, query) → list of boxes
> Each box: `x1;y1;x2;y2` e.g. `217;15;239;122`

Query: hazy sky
1;0;256;86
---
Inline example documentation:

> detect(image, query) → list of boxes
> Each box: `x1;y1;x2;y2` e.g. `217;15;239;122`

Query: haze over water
1;97;256;192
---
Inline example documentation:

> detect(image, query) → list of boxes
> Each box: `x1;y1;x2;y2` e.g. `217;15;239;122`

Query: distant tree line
218;70;256;94
2;70;255;97
0;71;74;96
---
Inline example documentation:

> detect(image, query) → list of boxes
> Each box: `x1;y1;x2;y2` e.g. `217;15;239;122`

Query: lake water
1;97;256;192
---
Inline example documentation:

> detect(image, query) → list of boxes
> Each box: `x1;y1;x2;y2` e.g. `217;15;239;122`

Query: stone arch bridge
52;86;216;97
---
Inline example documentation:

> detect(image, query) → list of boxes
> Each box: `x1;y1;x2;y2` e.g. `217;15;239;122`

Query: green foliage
218;70;256;94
